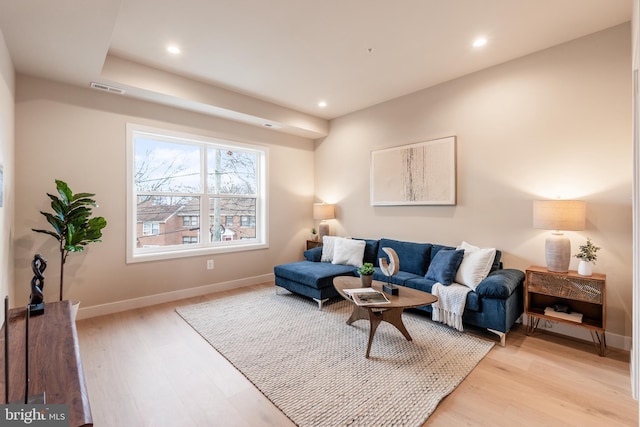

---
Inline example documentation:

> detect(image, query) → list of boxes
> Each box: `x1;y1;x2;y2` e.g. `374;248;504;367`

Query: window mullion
201;144;208;245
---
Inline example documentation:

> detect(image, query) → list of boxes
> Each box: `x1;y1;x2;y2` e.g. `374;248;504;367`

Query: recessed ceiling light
167;45;181;54
472;37;487;48
318;101;327;108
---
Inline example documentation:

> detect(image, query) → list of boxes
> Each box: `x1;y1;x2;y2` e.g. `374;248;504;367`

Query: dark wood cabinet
1;300;92;426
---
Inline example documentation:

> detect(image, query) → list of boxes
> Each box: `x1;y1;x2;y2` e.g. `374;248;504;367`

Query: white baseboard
523;314;631;351
76;273;274;320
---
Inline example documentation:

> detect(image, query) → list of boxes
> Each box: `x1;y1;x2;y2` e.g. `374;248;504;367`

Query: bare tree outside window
135;137;201;195
208;148;257;242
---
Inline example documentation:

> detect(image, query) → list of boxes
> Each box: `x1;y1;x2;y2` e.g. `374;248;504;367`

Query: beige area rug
176;288;494;427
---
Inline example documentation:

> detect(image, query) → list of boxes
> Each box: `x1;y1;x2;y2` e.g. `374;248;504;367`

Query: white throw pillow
454;241;496;290
321;236;347;262
331;238;366;267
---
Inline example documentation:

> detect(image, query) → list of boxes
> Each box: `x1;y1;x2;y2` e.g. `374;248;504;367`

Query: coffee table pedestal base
347;305;412;358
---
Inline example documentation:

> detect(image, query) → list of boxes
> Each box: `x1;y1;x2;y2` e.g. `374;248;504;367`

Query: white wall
316;24;633;343
0;29;14;322
13;76;315;314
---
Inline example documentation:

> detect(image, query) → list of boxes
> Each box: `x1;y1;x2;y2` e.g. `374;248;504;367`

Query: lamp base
545;233;571;273
318;221;330;239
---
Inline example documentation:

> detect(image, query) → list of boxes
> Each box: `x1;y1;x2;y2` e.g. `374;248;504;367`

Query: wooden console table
0;300;92;426
525;266;606;356
306;239;322;250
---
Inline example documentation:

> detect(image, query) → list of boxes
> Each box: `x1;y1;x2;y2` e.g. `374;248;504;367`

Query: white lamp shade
533;200;586;231
313;203;335;220
533;200;586;273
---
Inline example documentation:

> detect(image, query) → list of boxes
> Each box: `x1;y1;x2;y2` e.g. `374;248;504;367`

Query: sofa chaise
273;237;525;345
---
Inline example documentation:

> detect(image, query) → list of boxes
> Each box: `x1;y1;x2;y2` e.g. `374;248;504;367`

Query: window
127;124;268;262
142;222;160;236
241;216;255;227
183;216;198;227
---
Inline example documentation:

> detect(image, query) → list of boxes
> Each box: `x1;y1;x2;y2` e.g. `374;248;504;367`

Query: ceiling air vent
90;82;125;95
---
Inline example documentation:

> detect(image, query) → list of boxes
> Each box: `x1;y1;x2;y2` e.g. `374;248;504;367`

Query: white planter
577;260;593;277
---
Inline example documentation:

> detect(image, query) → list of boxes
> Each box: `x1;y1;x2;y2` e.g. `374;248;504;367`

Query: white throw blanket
431;283;471;332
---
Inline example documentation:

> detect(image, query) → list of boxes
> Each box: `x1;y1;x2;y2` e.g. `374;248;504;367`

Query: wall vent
90;82;125;95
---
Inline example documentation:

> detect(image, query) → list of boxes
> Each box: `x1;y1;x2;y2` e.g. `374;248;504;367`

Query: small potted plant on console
574;237;600;277
357;262;374;287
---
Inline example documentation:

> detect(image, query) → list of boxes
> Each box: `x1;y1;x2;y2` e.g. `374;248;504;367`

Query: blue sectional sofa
273;237;525;345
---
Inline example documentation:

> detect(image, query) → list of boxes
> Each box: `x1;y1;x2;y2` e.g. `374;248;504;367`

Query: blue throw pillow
303;247;323;262
425;249;465;285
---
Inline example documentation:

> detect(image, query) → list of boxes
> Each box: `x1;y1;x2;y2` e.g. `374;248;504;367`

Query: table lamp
533;200;586;272
313;203;335;239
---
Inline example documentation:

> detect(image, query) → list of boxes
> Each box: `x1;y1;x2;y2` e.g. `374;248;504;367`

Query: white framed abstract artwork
370;136;456;206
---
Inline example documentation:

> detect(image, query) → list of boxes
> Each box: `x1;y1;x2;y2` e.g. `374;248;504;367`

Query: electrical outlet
207;259;214;270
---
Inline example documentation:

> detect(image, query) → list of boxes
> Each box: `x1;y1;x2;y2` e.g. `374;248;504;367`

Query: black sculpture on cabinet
28;254;46;315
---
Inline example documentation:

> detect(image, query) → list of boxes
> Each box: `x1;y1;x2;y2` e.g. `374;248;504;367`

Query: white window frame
126;123;269;263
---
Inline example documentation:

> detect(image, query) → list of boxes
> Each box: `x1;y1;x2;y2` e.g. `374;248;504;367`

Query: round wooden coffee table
333;276;438;358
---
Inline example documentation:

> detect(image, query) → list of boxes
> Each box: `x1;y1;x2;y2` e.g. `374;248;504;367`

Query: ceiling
0;0;632;137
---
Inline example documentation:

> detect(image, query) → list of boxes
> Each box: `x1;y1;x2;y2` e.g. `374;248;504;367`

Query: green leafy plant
357;262;374;276
32;179;107;301
574;237;600;263
311;228;317;235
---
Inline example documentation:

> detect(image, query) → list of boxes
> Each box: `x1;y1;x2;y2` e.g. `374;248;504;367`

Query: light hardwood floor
76;283;638;426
